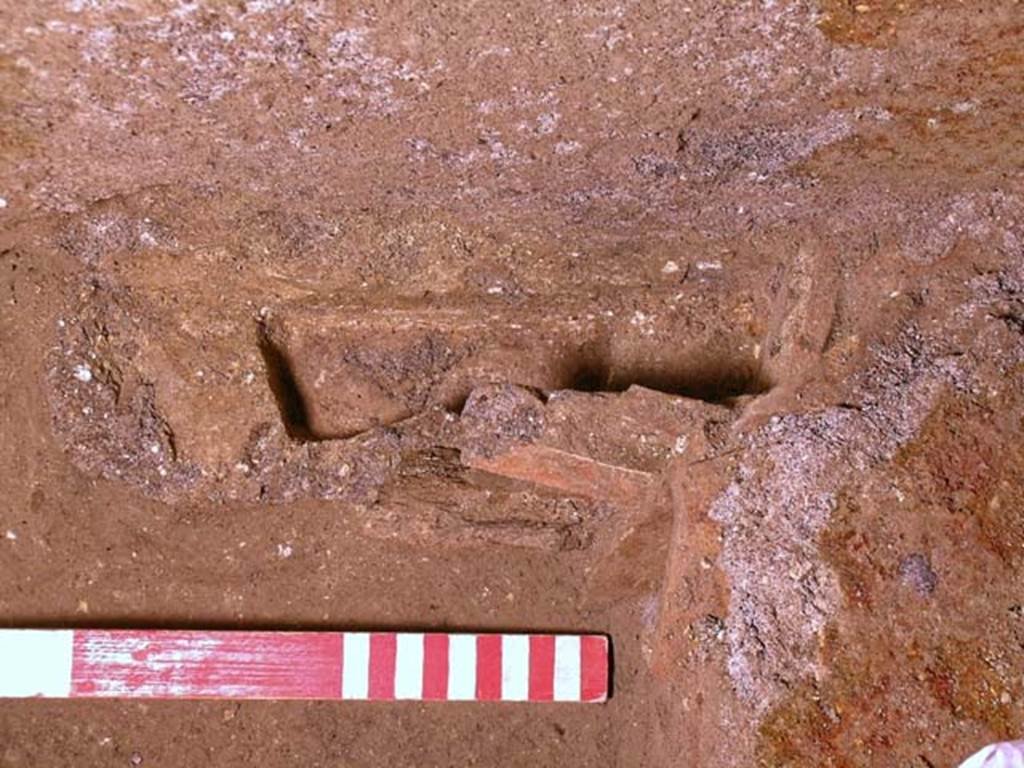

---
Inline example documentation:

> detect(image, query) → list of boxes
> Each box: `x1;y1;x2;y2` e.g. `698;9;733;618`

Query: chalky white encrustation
0;629;608;702
959;741;1024;768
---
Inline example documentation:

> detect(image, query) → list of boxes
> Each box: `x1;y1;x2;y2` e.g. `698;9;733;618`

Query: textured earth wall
1;1;1022;765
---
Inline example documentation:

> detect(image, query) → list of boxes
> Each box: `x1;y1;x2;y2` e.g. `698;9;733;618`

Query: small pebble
129;751;143;766
73;364;93;383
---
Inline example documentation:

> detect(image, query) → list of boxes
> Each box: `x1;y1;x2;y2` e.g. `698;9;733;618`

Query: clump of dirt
461;384;547;458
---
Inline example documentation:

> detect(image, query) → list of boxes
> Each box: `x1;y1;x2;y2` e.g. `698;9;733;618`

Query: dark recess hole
442;353;770;418
559;350;771;404
257;324;315;441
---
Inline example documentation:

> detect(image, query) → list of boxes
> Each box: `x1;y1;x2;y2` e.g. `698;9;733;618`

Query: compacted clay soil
1;1;1023;766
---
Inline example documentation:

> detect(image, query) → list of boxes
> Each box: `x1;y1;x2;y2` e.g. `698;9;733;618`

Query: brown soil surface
1;1;1023;765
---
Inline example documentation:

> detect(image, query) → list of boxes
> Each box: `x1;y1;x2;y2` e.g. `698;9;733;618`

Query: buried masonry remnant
254;300;769;443
48;261;773;506
45;239;835;603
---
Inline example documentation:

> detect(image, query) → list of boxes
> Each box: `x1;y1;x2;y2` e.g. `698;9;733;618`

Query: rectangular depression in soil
0;629;608;703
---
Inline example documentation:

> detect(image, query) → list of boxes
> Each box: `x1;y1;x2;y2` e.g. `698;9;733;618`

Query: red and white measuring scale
0;629;608;702
5;627;1021;766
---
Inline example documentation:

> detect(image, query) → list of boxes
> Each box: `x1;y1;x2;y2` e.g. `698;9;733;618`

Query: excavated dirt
1;1;1023;766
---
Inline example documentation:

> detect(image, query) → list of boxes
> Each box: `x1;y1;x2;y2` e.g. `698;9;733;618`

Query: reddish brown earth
1;1;1023;765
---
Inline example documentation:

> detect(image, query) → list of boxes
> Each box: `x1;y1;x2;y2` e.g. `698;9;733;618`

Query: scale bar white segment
501;634;530;701
341;632;370;700
553;635;581;702
0;629;74;698
394;633;424;700
447;634;477;701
